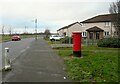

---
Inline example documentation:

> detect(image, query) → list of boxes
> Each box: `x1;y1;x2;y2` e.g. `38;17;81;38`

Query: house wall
67;23;81;37
63;28;67;36
57;29;63;36
81;22;115;37
57;22;116;38
57;23;82;37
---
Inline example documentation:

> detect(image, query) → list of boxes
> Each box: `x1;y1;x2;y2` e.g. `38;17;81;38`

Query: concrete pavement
2;38;72;82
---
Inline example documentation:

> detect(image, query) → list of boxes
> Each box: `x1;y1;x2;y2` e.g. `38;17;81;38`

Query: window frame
104;31;109;36
105;22;110;27
82;32;87;37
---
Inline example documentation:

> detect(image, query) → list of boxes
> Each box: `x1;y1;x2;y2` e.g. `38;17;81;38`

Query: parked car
49;35;64;41
11;36;21;41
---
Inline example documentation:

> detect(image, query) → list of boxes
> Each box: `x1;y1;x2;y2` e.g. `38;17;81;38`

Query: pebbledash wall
57;14;117;40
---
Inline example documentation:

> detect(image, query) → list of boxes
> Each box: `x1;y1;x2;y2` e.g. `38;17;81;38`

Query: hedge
97;37;120;48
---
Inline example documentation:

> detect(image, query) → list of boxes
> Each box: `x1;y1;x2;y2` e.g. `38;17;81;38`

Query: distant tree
109;0;120;37
44;29;51;38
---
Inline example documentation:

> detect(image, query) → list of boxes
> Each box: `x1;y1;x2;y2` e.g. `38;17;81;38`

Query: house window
85;32;87;36
82;32;87;37
96;32;100;39
81;23;85;27
105;22;110;26
114;31;118;35
105;31;109;36
82;32;84;36
63;32;66;36
107;32;109;35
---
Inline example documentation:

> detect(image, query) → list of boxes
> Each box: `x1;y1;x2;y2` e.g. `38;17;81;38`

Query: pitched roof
57;22;81;31
86;26;104;32
81;13;117;23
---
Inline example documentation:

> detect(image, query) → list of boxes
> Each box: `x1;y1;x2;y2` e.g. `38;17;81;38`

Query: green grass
1;35;35;41
53;47;72;50
53;46;119;51
65;52;118;82
2;36;11;41
20;35;35;38
82;39;98;43
58;50;73;57
48;41;62;44
54;47;119;82
82;45;119;50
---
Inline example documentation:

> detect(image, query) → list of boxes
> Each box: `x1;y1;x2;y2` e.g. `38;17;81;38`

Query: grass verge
53;46;119;51
1;35;35;41
54;47;119;82
48;41;62;44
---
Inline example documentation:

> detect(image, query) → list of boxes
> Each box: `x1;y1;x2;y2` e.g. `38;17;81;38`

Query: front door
96;32;100;39
89;32;94;39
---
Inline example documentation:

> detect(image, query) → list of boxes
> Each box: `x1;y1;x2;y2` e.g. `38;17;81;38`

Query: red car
11;36;21;41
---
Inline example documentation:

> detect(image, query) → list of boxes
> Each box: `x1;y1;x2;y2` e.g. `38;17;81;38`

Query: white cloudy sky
0;0;117;34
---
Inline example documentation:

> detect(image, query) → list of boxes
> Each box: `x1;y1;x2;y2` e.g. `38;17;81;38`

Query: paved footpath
2;38;72;82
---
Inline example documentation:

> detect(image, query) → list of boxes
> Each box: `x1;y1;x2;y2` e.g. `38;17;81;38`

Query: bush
97;37;120;48
60;37;73;44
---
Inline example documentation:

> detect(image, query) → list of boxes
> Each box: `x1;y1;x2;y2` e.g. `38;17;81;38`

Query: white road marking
13;46;30;61
20;46;30;53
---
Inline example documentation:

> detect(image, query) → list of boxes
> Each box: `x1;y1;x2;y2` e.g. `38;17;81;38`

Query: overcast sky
0;0;117;34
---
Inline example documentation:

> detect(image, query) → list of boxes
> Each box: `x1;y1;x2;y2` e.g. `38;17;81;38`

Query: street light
24;26;27;34
35;19;37;40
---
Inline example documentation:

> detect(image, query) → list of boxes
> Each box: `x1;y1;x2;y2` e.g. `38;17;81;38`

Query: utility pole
2;25;5;41
35;19;37;40
25;26;27;34
2;25;4;36
9;27;12;36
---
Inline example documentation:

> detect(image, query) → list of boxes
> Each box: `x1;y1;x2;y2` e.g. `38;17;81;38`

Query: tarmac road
0;38;35;83
2;38;72;82
0;38;35;70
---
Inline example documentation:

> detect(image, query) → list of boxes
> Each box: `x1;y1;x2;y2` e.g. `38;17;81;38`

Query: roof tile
81;13;117;23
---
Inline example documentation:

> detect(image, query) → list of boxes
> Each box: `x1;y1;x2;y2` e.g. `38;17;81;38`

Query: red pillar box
73;32;82;57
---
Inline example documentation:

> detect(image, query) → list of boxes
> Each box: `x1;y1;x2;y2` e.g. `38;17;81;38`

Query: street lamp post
2;25;5;40
35;19;37;40
24;26;27;34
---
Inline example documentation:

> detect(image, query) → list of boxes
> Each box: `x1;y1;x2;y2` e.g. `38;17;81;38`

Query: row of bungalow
57;14;118;40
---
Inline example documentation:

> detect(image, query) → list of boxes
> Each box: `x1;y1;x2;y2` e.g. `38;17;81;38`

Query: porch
86;26;104;40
